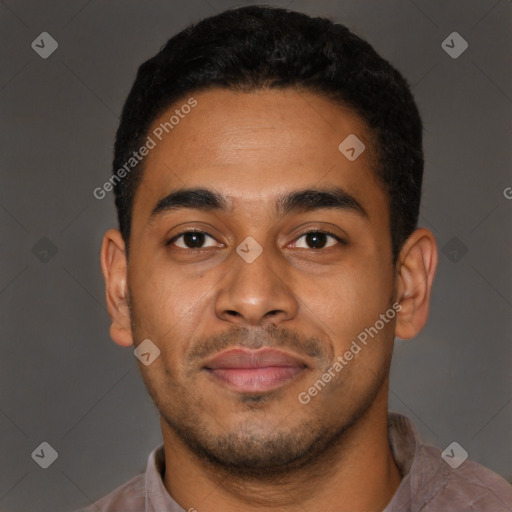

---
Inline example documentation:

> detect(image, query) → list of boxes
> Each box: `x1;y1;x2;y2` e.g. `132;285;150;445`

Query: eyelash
166;229;347;251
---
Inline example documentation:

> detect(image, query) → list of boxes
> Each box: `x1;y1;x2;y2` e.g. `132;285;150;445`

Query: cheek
131;267;219;367
132;251;206;311
312;260;392;337
129;266;188;338
313;270;395;385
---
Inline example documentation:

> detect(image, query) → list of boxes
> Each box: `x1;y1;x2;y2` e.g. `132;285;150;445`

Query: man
80;5;512;511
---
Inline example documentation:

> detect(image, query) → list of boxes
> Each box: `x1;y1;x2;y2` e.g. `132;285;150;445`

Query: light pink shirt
73;412;512;511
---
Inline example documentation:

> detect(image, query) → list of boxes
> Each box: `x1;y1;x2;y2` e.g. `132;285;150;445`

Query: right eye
167;230;221;250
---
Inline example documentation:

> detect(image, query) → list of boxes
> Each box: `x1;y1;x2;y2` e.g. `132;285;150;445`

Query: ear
394;228;438;340
100;229;134;347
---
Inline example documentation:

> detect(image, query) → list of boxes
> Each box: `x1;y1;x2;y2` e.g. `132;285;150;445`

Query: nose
214;241;299;327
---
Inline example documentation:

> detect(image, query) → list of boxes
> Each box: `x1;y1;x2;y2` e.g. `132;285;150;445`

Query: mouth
203;348;308;393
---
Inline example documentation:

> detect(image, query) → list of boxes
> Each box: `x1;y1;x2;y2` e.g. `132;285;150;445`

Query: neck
161;385;402;512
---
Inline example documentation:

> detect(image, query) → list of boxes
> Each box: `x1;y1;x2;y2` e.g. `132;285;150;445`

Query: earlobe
100;229;134;347
394;228;438;340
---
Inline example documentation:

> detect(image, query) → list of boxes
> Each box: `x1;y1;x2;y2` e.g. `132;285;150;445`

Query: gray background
0;0;511;511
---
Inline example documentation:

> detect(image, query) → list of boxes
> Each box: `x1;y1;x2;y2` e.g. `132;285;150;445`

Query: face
119;88;400;477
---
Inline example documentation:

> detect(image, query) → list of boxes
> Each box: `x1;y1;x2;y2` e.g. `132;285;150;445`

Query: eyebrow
148;186;369;223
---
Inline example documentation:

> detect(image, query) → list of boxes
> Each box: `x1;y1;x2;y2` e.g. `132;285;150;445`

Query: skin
100;88;438;512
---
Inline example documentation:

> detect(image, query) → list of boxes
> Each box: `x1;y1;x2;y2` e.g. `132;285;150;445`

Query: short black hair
112;4;423;263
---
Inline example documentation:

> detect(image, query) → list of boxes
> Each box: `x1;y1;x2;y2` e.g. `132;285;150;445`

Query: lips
203;348;308;393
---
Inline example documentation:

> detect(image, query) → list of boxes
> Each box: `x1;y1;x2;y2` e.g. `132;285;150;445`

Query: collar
143;411;421;511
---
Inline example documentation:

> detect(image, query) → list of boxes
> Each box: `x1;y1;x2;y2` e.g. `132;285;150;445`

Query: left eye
292;231;343;250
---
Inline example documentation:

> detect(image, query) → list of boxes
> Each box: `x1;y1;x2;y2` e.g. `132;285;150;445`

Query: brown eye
168;231;219;249
292;231;345;250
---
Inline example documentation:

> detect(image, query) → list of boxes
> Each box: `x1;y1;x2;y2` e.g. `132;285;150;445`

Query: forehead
131;87;385;223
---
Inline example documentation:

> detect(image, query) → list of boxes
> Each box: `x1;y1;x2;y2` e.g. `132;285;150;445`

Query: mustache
187;323;332;365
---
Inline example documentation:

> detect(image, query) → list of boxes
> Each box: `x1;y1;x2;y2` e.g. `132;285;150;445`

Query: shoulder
419;444;512;511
